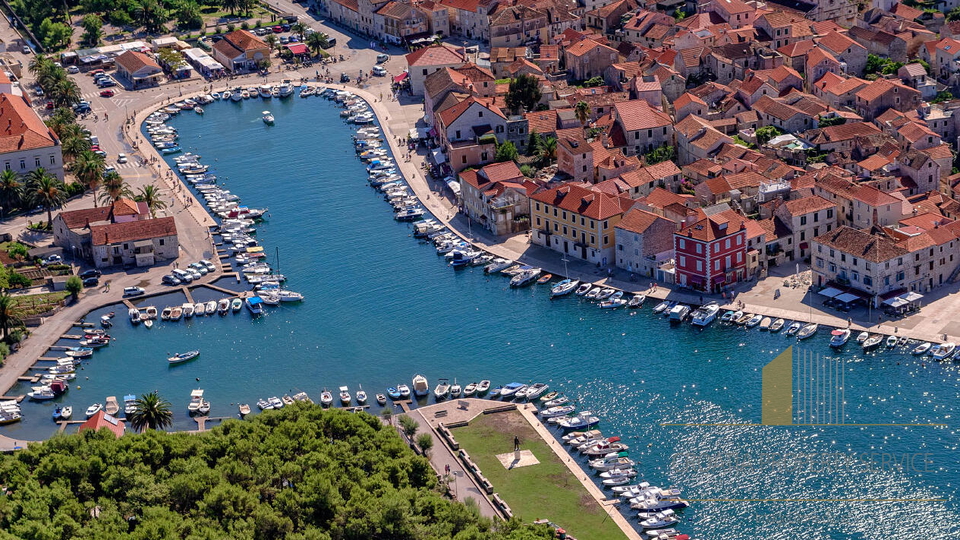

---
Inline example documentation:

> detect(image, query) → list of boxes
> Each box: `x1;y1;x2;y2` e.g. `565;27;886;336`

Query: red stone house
674;210;748;291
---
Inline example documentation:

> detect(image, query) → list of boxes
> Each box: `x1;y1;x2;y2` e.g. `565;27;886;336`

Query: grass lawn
453;412;625;540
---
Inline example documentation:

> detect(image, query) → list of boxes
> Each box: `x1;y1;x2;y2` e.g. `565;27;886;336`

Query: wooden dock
122;299;135;309
0;395;25;402
181;286;194;304
71;322;95;328
202;282;242;297
193;416;231;431
37;356;63;361
16;375;40;383
60;334;82;340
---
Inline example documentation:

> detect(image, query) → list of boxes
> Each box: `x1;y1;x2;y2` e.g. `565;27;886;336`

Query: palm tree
264;34;278;56
51;79;81;108
221;0;240;15
44;108;77;136
306;32;328;57
538;136;557;164
128;391;174;432
28;55;53;78
26;168;66;226
61;136;91;164
37;68;67;94
0;291;21;342
0;169;22;212
98;171;133;206
56;122;87;144
291;22;307;40
71;151;105;204
574;100;590;127
134;184;167;217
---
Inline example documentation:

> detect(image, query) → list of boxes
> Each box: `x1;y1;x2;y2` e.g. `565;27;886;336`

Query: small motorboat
499;382;526;399
463;382;477;396
168;350;200;365
596;288;615;300
856;331;870;344
170;306;183;320
144;320;153;328
524;382;550;400
59;406;72;420
585;287;603;300
551;279;580;297
769;318;785;332
320;389;333;407
797;323;818;340
239;404;251;416
932;342;956;360
489;385;502;398
145;306;158;319
449;380;462;398
129;308;141;324
282;395;295;407
85;403;103;418
339;386;351;406
829;328;851;348
387;386;402;400
539;405;576;418
105;396;120;416
194;302;205;316
886;335;899;348
398;384;411;398
720;310;736;322
912;342;932;355
639;510;679;530
267;396;283;409
205;300;217;315
563;429;602;446
476;380;490;394
536;273;553;284
759;317;772;330
745;314;763;328
231;298;243;312
257;398;272;410
434;379;451;400
262;111;275;125
218;298;230;314
543;395;569;408
376;393;387;405
863;334;883;350
575;283;592;296
355;385;367;404
784;321;801;336
735;312;752;325
652;301;670;314
65;347;93;358
627;294;645;308
539;391;559;403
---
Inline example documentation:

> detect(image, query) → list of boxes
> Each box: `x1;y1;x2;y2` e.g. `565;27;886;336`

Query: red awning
393;71;409;84
286;43;308;55
799;242;809;250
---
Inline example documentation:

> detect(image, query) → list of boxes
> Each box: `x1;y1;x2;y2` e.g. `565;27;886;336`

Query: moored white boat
829;328;851;348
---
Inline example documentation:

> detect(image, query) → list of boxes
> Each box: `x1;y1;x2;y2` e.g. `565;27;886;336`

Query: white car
123;286;145;297
372;66;387;76
199;259;216;272
67;66;80;74
117;153;127;164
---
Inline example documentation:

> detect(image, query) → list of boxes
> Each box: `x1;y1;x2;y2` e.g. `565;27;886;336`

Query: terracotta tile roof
0;93;58;153
59;206;112;229
538;45;559;60
753;95;804;122
725;171;766;190
808;121;881;143
223;30;267;52
935;38;960;55
524;110;557;135
702;176;732;195
674;92;707;110
640;187;687;209
924;144;953;160
212;39;243;60
855;78;908;102
531;182;632;220
91;217;176;246
679;209;747;241
613;100;671;131
714;0;753;14
565;38;617;58
378;1;419;18
115;50;160;74
111;198;141;216
329;0;358;10
783;195;835;216
406;44;465;67
777;40;816;57
616;207;671;234
891;2;923;20
439;0;478;12
814;226;908;262
437;97;504;126
817;31;863;55
897;121;937;143
78;411;124;438
806;48;839;70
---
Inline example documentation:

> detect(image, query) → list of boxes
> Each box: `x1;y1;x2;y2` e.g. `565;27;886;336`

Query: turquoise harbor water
4;96;960;538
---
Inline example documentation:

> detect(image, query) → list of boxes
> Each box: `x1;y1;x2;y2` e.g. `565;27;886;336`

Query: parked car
272;25;283;33
117;153;127;163
89;135;99;146
171;269;194;283
123;286;145;297
45;101;54;110
188;262;208;275
99;89;115;97
82;277;99;288
281;23;291;31
74;103;91;114
280;36;289;44
34;87;44;97
67;65;80;74
162;274;181;286
372;66;387;77
199;259;216;272
40;254;63;266
90;69;104;77
21;46;30;54
93;150;106;157
376;53;389;63
185;268;202;280
97;79;116;88
78;269;101;279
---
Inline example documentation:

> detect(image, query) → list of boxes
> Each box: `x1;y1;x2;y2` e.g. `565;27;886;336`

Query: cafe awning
835;292;860;304
883;296;910;308
431;148;447;164
286;43;308;55
900;291;923;303
393;71;408;84
818;287;842;298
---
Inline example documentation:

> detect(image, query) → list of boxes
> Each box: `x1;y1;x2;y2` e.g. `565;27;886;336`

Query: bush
65;182;85;198
6;242;28;261
108;10;133;27
519;164;535;177
8;272;33;288
227;23;236;32
0;342;9;363
241;21;249;30
66;275;82;298
416;432;434;455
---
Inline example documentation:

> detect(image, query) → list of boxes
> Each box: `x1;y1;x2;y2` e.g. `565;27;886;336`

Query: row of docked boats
212;80;296;102
346;98;429;223
153;104;305;305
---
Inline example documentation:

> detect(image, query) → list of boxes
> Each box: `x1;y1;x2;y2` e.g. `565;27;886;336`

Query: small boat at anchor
168;350;200;365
